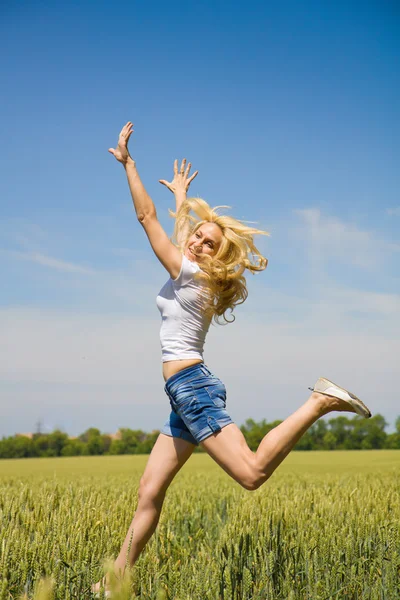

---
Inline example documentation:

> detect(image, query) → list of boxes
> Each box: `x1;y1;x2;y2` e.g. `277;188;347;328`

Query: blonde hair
170;197;269;324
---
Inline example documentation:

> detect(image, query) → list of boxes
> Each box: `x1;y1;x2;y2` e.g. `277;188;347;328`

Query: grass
0;451;399;599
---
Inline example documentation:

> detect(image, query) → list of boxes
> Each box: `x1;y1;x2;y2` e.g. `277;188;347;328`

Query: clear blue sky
1;1;399;436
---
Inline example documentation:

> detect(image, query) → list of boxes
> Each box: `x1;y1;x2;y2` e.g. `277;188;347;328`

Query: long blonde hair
170;198;269;324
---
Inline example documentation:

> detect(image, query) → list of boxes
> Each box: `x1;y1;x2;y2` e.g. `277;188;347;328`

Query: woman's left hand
159;159;198;195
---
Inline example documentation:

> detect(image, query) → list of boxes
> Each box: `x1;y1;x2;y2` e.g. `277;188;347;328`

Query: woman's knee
138;475;167;507
239;467;269;491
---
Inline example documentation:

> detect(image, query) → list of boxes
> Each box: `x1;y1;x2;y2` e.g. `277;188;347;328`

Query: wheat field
0;451;399;599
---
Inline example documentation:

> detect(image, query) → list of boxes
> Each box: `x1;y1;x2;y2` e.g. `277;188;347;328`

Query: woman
93;122;372;594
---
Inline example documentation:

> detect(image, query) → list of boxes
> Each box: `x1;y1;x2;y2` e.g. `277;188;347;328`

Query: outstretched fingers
160;158;198;192
183;161;198;186
187;170;198;185
120;121;134;143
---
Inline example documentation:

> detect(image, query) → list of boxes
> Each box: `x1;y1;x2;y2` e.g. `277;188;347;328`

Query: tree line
0;414;399;459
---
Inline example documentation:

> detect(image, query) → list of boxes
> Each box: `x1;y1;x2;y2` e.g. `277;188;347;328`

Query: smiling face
185;222;223;262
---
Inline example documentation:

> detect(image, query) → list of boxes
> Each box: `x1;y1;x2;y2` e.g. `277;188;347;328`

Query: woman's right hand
108;121;133;165
159;159;198;195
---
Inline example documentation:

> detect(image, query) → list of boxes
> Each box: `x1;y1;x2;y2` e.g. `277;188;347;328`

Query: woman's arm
109;122;182;278
109;122;156;221
159;158;198;248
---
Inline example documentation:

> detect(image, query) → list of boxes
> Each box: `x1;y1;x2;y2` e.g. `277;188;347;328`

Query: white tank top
156;255;211;362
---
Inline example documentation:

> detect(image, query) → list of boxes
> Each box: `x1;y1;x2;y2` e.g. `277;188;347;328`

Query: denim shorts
161;363;234;445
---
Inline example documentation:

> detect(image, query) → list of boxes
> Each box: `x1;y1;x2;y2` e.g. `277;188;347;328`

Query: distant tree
79;428;106;455
384;416;400;449
0;437;11;458
33;434;54;457
102;434;113;454
108;439;125;455
79;427;101;443
0;436;34;458
349;417;368;449
47;430;69;456
15;436;35;458
309;420;328;449
385;432;400;449
108;429;145;454
1;415;398;459
322;431;337;450
294;421;328;450
327;416;353;449
61;439;86;456
356;414;387;450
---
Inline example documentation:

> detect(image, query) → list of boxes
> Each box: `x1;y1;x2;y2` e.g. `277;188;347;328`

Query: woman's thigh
140;433;196;495
200;423;261;489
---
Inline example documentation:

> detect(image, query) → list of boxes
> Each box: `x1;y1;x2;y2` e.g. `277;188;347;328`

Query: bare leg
202;392;358;490
92;434;195;592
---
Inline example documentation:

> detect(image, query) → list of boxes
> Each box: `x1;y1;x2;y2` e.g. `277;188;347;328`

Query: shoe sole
312;377;372;418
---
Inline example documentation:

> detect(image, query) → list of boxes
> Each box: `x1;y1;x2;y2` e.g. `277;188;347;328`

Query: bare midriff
162;358;203;382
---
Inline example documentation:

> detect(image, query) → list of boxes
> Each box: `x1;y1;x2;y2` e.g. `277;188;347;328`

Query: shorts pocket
205;381;227;408
168;382;197;410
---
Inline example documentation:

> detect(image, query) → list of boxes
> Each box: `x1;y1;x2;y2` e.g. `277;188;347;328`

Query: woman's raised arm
159;159;198;248
109;122;156;221
109;122;182;279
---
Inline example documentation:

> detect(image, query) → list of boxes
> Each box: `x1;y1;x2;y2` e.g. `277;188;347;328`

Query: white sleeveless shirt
156;255;211;362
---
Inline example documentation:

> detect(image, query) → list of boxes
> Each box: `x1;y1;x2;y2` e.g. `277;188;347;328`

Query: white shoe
311;377;372;418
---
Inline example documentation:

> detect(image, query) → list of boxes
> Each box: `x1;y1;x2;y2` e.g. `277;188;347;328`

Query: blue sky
1;1;399;437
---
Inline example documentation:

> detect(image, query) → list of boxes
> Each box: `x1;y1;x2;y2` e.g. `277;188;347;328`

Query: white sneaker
311;377;372;418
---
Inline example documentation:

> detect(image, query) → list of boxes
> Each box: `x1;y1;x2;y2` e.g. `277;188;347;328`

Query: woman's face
185;222;223;262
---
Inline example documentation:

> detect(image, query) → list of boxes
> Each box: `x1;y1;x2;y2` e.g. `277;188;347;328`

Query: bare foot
91;570;127;595
91;576;109;594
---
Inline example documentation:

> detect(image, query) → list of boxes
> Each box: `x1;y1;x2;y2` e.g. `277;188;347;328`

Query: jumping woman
92;122;372;595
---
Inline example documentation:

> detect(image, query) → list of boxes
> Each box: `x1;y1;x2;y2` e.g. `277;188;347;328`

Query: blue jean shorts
161;363;234;445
